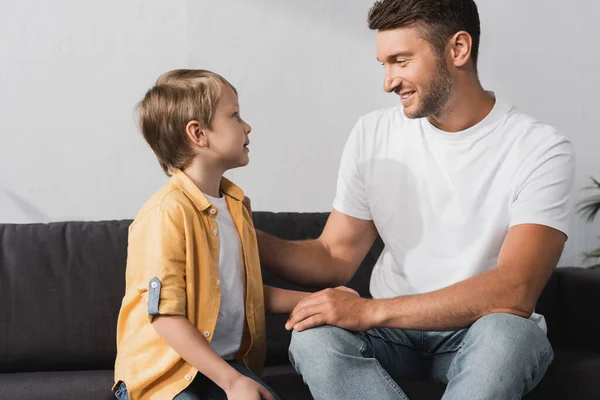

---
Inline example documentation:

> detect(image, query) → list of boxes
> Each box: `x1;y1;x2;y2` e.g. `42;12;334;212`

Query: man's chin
402;105;422;119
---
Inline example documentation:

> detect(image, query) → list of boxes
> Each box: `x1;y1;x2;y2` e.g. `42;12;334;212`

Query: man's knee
289;325;362;366
467;313;553;368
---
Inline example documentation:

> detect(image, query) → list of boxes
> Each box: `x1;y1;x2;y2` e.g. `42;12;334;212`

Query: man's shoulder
505;107;572;153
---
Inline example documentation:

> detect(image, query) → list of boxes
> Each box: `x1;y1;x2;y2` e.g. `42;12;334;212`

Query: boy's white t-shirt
333;95;575;332
204;193;245;360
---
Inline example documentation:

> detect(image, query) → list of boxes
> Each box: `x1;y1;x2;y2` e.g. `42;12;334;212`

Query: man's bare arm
287;224;565;332
256;210;378;286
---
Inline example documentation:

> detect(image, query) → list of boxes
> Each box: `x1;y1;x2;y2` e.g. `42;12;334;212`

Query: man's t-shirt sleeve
509;138;575;237
332;119;373;220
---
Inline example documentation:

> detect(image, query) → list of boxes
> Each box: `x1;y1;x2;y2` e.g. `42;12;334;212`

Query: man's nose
384;75;402;93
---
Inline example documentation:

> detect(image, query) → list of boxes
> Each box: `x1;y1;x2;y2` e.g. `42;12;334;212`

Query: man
255;0;575;398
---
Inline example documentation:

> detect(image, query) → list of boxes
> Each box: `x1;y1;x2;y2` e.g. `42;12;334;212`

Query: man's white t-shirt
333;95;575;332
204;193;245;360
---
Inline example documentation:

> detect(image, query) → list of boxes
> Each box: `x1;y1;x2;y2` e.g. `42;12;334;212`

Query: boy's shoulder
133;181;196;226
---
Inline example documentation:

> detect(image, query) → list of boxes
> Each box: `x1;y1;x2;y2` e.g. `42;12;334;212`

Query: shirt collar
170;169;245;212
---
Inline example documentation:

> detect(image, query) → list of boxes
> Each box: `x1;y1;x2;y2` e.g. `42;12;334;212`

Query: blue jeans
289;313;553;400
114;360;280;400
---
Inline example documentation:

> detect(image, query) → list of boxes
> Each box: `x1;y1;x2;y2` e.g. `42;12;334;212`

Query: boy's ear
185;120;209;148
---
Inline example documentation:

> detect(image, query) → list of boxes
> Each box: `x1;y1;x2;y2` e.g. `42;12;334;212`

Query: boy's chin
232;155;250;168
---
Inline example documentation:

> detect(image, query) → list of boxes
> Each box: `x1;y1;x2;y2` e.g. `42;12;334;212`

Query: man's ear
185;120;208;148
449;30;473;68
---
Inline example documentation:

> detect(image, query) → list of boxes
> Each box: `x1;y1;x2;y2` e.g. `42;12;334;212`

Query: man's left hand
285;288;373;332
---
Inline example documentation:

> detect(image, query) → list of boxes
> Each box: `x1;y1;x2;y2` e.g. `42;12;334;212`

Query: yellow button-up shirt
114;169;266;400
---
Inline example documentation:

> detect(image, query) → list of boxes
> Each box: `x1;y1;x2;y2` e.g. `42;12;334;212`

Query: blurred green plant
578;177;600;269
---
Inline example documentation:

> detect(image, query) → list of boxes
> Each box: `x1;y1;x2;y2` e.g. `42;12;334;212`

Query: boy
113;69;351;400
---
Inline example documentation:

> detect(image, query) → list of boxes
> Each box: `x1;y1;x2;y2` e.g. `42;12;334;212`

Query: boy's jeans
114;360;280;400
289;313;553;400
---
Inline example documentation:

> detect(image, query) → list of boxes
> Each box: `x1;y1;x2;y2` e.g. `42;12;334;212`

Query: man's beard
403;59;454;119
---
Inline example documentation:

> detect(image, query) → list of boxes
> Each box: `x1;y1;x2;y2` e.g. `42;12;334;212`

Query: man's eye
396;60;407;65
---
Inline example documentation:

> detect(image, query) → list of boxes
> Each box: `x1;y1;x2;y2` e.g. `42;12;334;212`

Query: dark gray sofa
1;212;599;399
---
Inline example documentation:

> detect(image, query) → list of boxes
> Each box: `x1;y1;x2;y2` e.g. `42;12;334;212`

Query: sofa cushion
527;347;600;399
0;370;114;400
0;221;130;372
557;267;600;352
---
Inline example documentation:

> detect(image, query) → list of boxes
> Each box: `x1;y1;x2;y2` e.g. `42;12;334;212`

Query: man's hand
225;374;275;400
335;285;359;296
285;287;371;332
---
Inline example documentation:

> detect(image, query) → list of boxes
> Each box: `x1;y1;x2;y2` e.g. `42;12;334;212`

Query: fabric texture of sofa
1;212;600;399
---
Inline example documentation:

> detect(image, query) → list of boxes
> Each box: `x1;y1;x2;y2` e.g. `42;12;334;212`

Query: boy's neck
182;161;224;198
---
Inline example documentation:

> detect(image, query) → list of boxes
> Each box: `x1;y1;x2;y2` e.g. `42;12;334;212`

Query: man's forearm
152;316;241;391
370;268;535;331
256;230;350;286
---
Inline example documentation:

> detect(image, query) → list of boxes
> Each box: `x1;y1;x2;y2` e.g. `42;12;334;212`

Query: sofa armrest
558;267;600;353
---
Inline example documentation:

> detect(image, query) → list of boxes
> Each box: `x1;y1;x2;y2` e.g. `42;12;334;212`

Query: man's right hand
225;374;275;400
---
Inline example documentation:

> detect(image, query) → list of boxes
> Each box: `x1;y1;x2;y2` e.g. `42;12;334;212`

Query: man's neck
182;159;224;198
427;81;495;133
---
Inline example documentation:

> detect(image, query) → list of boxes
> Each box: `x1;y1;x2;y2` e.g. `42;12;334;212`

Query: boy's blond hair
137;69;237;176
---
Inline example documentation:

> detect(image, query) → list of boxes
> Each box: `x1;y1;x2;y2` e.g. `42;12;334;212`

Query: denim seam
371;359;410;400
365;330;415;349
525;346;554;390
447;342;466;379
358;332;408;400
425;340;464;358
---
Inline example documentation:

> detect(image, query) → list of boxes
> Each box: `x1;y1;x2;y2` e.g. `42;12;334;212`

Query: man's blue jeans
289;313;553;400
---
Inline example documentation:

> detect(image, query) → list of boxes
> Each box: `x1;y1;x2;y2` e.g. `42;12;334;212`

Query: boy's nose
244;121;251;134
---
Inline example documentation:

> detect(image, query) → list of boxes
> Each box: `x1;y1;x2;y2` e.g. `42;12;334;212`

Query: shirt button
184;374;192;381
209;208;217;215
216;279;221;286
213;228;218;236
204;331;211;338
150;281;158;289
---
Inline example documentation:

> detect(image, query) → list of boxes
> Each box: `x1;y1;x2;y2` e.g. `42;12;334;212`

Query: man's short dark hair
368;0;481;66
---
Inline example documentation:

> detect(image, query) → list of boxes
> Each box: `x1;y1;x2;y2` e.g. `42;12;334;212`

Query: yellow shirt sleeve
129;204;187;319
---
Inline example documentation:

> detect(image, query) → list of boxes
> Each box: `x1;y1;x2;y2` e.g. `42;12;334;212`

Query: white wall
1;0;599;266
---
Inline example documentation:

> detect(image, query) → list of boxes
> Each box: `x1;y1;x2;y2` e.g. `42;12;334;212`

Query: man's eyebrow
377;51;414;62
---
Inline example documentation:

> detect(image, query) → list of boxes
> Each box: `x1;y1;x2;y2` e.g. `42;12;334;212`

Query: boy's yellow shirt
114;169;266;400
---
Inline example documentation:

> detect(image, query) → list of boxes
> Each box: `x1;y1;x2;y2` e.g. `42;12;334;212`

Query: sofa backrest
0;212;565;373
0;220;131;373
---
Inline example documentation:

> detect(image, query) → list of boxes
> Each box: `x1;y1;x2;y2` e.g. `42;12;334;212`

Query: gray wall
1;0;598;266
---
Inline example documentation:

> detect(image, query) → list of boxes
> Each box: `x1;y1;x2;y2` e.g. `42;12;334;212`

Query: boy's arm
263;285;358;314
152;316;274;400
263;286;310;314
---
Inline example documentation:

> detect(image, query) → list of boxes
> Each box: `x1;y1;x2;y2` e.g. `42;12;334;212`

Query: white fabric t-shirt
204;193;245;360
333;95;575;332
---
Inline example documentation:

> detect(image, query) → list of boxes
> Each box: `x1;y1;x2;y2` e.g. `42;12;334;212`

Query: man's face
376;26;454;119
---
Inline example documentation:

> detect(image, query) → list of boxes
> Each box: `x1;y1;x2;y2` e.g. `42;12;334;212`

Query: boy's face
205;84;251;169
376;26;454;119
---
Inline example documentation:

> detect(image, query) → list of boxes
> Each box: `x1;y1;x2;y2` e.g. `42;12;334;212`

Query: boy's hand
242;196;253;215
225;374;275;400
335;286;359;297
